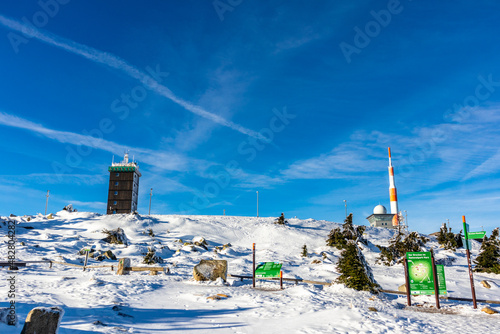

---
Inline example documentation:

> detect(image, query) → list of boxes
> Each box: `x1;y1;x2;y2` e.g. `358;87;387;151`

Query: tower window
114;191;118;195
114;181;119;186
116;173;119;177
113;201;117;205
113;210;116;214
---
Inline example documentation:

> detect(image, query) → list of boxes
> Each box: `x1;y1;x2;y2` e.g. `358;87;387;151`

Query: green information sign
407;252;435;295
255;262;282;278
467;231;486;239
436;264;447;295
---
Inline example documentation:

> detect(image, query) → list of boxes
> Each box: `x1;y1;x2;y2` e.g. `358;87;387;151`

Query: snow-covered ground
1;211;500;333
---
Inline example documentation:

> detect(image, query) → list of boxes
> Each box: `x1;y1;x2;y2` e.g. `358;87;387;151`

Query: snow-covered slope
1;212;499;333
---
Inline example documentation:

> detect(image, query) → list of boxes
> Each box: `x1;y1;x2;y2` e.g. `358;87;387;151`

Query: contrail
0;110;195;172
0;14;263;139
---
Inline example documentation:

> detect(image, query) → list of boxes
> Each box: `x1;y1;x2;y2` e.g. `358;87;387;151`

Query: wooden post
403;255;411;307
280;270;283;290
463;216;477;309
117;258;131;275
252;243;256;288
431;251;440;309
83;250;89;271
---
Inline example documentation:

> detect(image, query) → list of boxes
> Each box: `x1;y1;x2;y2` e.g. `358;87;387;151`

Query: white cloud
0;111;204;172
0;14;263;139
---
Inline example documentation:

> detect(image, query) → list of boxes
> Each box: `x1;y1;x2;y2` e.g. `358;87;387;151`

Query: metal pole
431;251;440;309
403;255;411;306
252;243;256;288
256;191;259;217
463;215;477;309
45;190;50;215
343;200;347;218
405;210;408;232
148;188;153;215
280;270;283;290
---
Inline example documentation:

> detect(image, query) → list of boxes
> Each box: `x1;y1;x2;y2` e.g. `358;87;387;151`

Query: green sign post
462;216;477;308
405;251;443;309
467;231;486;239
407;252;435;295
435;264;447;295
255;262;282;278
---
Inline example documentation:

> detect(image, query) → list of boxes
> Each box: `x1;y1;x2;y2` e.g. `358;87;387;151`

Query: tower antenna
388;147;399;226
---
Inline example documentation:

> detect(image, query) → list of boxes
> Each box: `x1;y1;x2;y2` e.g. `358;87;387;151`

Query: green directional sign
436;264;447;295
467;231;486;239
407;252;435;295
463;222;470;250
255;262;282;278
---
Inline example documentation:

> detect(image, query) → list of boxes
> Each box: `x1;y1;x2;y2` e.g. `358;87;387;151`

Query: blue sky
1;1;500;234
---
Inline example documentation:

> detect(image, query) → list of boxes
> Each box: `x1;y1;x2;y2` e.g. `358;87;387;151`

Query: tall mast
388;147;399;220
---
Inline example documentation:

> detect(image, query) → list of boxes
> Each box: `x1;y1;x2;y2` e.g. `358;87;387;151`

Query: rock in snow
193;259;227;281
20;306;64;334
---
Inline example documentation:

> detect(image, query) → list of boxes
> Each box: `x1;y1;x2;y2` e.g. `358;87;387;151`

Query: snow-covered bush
474;228;500;274
326;214;366;250
376;230;428;266
101;228;129;246
62;204;77;212
437;223;458;250
275;213;288;225
143;247;164;264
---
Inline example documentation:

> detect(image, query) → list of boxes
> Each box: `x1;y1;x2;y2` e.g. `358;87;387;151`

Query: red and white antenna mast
388;147;399;226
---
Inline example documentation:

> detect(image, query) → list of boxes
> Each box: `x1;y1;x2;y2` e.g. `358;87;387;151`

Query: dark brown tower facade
107;153;141;214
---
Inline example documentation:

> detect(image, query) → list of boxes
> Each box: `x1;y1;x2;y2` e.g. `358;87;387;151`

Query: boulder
193;260;227;282
481;280;491;289
47;213;53;219
482;306;498;314
20;306;64;334
193;237;208;250
102;228;128;245
104;250;117;260
0;307;17;325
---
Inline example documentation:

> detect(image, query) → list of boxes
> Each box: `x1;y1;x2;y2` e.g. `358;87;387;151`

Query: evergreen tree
474;228;500;274
326;213;366;249
455;230;463;248
301;244;308;257
275;212;288;225
326;227;347;250
376;230;429;266
336;240;379;293
437;223;458;251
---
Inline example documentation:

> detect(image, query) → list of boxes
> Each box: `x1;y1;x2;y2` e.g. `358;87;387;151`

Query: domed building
366;205;396;228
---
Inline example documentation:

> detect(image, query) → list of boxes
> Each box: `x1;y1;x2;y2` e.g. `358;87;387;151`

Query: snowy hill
1;212;500;333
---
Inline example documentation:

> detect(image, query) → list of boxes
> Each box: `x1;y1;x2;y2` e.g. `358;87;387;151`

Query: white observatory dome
373;205;387;215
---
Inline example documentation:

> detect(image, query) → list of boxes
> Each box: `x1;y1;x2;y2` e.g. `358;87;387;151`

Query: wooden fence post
117;258;131;275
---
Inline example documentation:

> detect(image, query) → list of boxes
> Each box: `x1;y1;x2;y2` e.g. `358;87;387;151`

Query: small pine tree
455;230;464;248
336;240;379;293
326;227;347;249
437;224;447;245
376;230;429;266
301;244;308;257
275;213;287;225
437;223;457;251
474;228;500;274
326;213;366;250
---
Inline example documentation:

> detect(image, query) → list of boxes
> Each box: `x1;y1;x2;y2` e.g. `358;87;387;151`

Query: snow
1;212;500;333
